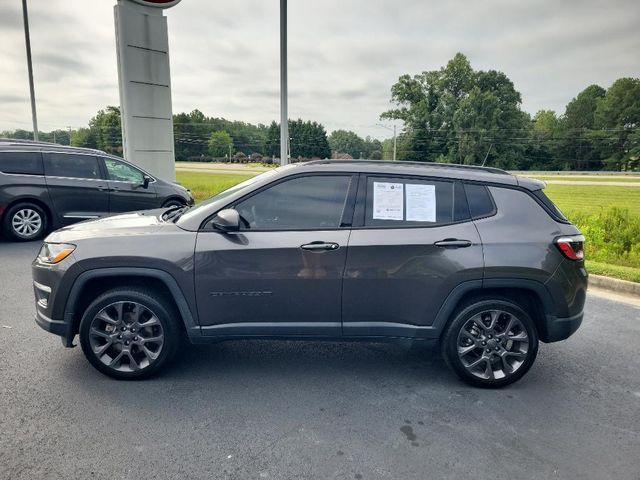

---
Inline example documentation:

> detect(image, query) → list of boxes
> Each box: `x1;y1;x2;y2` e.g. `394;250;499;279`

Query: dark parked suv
0;139;193;241
32;160;587;387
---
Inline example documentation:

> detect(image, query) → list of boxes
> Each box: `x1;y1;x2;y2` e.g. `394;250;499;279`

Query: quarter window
365;176;462;227
44;153;101;180
104;158;144;183
0;152;44;175
235;175;353;230
464;183;496;219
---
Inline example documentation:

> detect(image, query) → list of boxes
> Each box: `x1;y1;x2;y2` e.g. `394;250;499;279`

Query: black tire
79;287;180;380
441;297;539;388
162;198;186;208
2;202;47;241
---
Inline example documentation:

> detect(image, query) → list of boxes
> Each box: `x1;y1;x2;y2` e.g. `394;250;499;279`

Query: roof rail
304;159;509;175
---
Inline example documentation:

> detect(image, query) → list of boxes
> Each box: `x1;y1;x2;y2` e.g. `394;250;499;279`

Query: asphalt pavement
1;240;639;480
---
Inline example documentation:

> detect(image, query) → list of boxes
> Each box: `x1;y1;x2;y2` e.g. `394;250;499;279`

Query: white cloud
1;0;638;138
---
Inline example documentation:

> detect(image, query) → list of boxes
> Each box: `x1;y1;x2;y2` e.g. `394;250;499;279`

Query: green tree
328;130;366;158
592;78;640;171
558;84;606;170
70;127;97;149
382;53;529;168
208;130;234;158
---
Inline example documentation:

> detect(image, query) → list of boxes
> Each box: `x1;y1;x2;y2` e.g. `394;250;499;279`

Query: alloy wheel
88;301;165;373
456;309;530;381
12;208;42;238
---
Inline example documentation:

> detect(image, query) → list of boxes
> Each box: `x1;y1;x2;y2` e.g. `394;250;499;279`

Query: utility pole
279;0;288;165
392;124;397;161
22;0;38;141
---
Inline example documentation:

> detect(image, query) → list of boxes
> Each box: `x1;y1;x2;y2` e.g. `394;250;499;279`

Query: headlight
37;243;76;264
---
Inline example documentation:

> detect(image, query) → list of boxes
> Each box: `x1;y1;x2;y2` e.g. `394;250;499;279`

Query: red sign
130;0;182;8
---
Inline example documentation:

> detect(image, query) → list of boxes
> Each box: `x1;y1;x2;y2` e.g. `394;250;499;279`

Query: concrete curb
589;274;640;298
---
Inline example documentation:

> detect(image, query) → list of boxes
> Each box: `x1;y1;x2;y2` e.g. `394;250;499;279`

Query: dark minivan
0;139;193;241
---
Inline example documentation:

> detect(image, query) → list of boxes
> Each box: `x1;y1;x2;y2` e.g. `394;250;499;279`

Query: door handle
97;185;109;191
434;239;472;248
300;242;340;252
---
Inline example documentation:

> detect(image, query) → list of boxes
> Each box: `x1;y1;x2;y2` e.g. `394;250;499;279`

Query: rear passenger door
342;175;483;338
43;152;110;224
102;157;157;213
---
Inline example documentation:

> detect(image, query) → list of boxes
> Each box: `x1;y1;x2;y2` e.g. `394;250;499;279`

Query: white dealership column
114;0;180;181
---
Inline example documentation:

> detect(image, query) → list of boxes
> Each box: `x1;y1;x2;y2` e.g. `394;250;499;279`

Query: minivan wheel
162;199;185;208
79;288;180;380
441;299;539;388
2;202;47;241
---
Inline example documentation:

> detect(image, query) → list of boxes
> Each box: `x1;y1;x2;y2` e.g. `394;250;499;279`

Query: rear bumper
542;310;583;343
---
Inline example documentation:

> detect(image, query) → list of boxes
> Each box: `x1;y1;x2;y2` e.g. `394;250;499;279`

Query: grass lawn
177;171;257;202
530;175;640;183
543;184;640;217
176;170;640;283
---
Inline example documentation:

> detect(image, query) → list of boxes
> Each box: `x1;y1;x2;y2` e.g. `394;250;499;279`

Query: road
1;240;639;480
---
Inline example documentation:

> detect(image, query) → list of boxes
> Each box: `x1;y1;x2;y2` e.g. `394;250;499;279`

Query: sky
1;0;639;139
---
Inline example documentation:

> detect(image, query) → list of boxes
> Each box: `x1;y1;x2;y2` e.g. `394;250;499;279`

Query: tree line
2;52;638;170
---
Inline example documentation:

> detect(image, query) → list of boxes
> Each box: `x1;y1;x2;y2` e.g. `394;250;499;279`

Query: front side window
104;158;144;183
44;153;101;180
365;176;462;227
0;151;44;175
234;175;352;230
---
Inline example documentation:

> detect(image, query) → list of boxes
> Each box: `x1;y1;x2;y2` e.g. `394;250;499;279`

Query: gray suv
0;139;193;241
31;161;587;387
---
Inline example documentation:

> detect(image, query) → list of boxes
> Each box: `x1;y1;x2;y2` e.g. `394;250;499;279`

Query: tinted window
464;183;496;219
0;151;44;175
533;189;568;221
104;158;144;183
365;176;457;227
235;175;352;230
44;153;101;180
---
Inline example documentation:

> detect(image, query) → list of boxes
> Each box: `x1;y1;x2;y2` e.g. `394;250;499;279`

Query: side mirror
142;176;151;189
211;208;240;232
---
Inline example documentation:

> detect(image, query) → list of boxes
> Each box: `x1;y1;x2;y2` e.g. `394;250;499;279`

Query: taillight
555;236;585;261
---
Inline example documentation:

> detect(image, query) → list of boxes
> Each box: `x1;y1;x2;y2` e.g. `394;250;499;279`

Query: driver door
102;157;157;213
194;174;357;337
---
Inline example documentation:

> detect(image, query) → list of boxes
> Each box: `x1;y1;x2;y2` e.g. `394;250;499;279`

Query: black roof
0;138;112;158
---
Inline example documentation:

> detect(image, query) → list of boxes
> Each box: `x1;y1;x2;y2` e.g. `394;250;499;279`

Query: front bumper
34;309;74;346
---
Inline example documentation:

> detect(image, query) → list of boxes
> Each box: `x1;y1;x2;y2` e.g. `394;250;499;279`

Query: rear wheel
2;202;47;241
441;298;539;388
79;287;180;380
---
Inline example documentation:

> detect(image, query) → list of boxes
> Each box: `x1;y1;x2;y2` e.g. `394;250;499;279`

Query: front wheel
79;287;180;380
441;298;539;388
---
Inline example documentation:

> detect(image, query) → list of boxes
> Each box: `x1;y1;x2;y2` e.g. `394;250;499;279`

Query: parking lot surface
1;240;639;480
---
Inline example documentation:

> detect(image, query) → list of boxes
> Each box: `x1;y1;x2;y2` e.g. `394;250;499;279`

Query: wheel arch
434;279;557;343
63;268;200;346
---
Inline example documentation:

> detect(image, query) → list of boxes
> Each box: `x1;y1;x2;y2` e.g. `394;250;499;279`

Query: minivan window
365;176;456;227
235;175;352;230
44;153;101;180
104;158;144;183
0;151;44;175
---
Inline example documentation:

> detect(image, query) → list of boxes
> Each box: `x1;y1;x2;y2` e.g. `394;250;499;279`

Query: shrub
572;207;640;268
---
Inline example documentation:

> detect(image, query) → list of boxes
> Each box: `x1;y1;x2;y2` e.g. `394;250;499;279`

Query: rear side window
44;153;101;180
532;189;568;222
464;183;496;219
364;176;464;227
0;151;44;175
